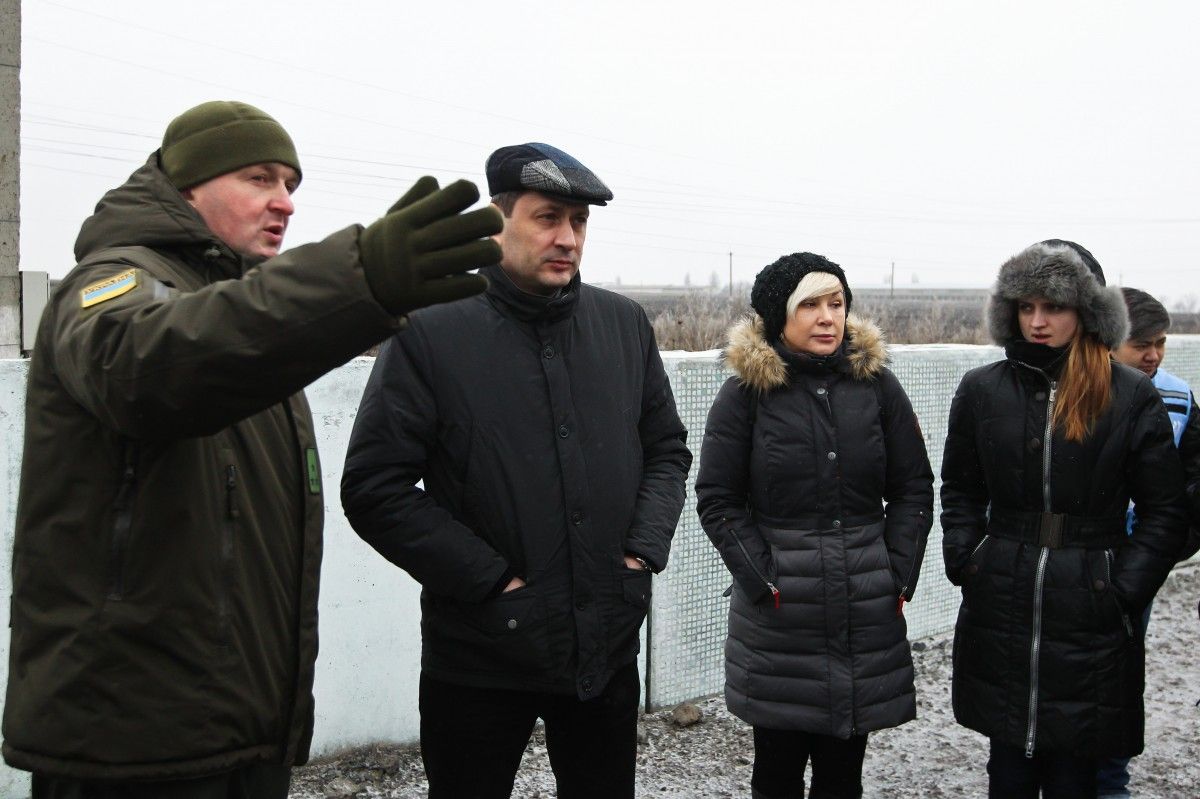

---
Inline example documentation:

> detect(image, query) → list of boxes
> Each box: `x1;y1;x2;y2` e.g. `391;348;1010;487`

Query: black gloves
360;176;503;316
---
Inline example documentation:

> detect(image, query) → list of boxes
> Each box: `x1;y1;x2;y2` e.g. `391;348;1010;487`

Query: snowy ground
290;563;1200;798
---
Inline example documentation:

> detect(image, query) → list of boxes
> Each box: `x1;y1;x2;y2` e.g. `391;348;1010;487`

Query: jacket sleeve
340;324;511;602
620;313;693;572
48;228;398;440
1178;395;1200;560
695;377;776;602
1113;381;1190;609
877;370;934;600
940;371;990;585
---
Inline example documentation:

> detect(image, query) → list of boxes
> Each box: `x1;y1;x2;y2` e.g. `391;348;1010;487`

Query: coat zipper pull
768;582;780;609
226;465;240;519
897;587;908;617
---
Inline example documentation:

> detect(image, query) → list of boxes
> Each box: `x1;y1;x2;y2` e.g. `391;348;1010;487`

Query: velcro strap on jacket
987;508;1127;549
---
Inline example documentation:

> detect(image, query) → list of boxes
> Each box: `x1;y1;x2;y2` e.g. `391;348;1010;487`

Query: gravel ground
290;563;1200;798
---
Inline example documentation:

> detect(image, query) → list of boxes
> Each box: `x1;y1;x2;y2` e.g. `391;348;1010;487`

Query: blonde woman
697;253;933;799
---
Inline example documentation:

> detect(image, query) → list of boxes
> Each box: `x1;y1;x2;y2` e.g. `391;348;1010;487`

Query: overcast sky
17;1;1200;303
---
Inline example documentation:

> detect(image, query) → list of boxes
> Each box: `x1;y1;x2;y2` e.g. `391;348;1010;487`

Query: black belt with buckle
986;507;1127;549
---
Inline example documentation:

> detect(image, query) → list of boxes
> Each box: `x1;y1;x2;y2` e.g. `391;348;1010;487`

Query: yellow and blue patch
81;269;138;309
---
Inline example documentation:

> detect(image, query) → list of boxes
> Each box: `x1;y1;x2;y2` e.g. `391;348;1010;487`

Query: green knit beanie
160;101;302;190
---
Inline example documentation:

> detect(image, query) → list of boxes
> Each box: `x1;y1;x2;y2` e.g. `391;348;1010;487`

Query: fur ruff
723;314;886;392
986;242;1129;349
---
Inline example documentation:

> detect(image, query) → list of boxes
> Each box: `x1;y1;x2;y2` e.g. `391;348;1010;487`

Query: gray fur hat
985;239;1129;349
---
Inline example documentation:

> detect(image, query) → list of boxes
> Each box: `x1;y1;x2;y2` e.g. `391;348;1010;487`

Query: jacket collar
73;152;247;281
722;314;887;391
480;263;580;324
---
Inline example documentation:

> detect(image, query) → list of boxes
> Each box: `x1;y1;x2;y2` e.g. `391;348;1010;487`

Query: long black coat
341;266;691;699
941;343;1188;759
696;316;933;737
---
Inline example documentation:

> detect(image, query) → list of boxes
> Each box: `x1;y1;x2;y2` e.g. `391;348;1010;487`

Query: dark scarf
772;336;849;376
480;264;580;324
1005;338;1070;377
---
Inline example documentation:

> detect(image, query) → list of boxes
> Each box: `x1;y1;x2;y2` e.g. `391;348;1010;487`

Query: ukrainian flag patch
81;270;138;308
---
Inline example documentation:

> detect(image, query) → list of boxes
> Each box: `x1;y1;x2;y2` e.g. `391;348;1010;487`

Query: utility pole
0;0;20;357
728;251;733;298
890;261;895;299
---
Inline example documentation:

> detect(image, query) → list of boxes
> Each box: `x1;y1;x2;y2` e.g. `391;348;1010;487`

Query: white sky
17;1;1200;304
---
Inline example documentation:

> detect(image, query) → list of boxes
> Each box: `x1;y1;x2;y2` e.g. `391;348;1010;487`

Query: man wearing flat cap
3;100;502;798
343;143;692;797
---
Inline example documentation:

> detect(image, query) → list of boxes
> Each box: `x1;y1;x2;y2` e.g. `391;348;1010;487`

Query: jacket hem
2;743;283;782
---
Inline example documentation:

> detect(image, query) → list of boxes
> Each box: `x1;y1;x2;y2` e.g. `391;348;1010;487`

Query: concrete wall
0;0;20;358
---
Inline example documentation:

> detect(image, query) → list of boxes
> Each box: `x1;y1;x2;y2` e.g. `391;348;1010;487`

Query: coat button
827;451;837;461
558;425;569;438
575;600;586;611
542;346;555;358
1094;579;1106;591
816;387;826;395
582;678;593;693
1035;391;1047;401
507;618;518;630
832;520;842;529
571;511;583;525
1029;438;1042;452
965;564;979;576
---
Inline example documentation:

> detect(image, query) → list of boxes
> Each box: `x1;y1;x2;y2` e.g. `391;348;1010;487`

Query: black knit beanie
160;101;302;190
751;253;852;343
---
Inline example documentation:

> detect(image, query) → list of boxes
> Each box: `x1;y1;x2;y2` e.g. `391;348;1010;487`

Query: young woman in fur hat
940;240;1189;797
696;253;934;799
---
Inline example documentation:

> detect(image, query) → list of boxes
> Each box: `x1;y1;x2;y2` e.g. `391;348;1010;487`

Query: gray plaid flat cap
486;143;613;206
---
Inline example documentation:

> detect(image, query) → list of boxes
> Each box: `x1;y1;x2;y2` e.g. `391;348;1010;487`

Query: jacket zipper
1105;549;1133;637
1025;376;1056;758
968;534;991;561
726;519;780;608
107;443;138;600
220;464;239;641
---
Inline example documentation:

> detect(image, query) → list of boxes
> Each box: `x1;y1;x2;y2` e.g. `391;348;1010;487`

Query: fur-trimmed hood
986;241;1129;349
723;314;886;391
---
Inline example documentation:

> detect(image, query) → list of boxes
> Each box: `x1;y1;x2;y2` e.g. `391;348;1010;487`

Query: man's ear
180;188;196;206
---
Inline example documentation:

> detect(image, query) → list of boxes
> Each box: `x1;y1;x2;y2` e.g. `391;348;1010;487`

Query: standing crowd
1;99;1197;799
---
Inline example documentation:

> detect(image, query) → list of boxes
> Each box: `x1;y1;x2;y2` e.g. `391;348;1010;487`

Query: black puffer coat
696;316;933;737
941;342;1189;759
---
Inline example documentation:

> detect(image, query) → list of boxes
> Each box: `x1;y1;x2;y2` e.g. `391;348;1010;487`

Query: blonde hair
785;272;844;319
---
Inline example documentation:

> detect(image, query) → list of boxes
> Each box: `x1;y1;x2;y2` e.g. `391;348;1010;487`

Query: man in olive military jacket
3;100;502;799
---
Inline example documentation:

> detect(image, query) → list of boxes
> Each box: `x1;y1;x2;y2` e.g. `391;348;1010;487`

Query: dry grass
649;291;990;351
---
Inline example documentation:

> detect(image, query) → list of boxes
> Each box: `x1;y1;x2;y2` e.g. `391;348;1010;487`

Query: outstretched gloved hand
360;176;502;315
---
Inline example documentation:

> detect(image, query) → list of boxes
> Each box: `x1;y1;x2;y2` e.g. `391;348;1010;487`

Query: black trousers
751;726;868;799
419;662;640;799
988;739;1098;799
32;764;291;799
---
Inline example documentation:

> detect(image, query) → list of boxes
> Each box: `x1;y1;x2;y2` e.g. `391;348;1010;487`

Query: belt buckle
1039;512;1065;548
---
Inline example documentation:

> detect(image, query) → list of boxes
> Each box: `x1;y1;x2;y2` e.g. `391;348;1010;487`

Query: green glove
360;177;502;315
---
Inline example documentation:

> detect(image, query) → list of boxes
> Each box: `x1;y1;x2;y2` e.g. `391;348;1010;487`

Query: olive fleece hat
750;252;852;343
160;101;302;190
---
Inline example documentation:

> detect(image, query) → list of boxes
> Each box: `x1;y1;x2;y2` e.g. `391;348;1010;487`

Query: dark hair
490;191;522;217
1121;287;1171;341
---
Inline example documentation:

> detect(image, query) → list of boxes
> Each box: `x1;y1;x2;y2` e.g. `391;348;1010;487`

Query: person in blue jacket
1096;287;1200;798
